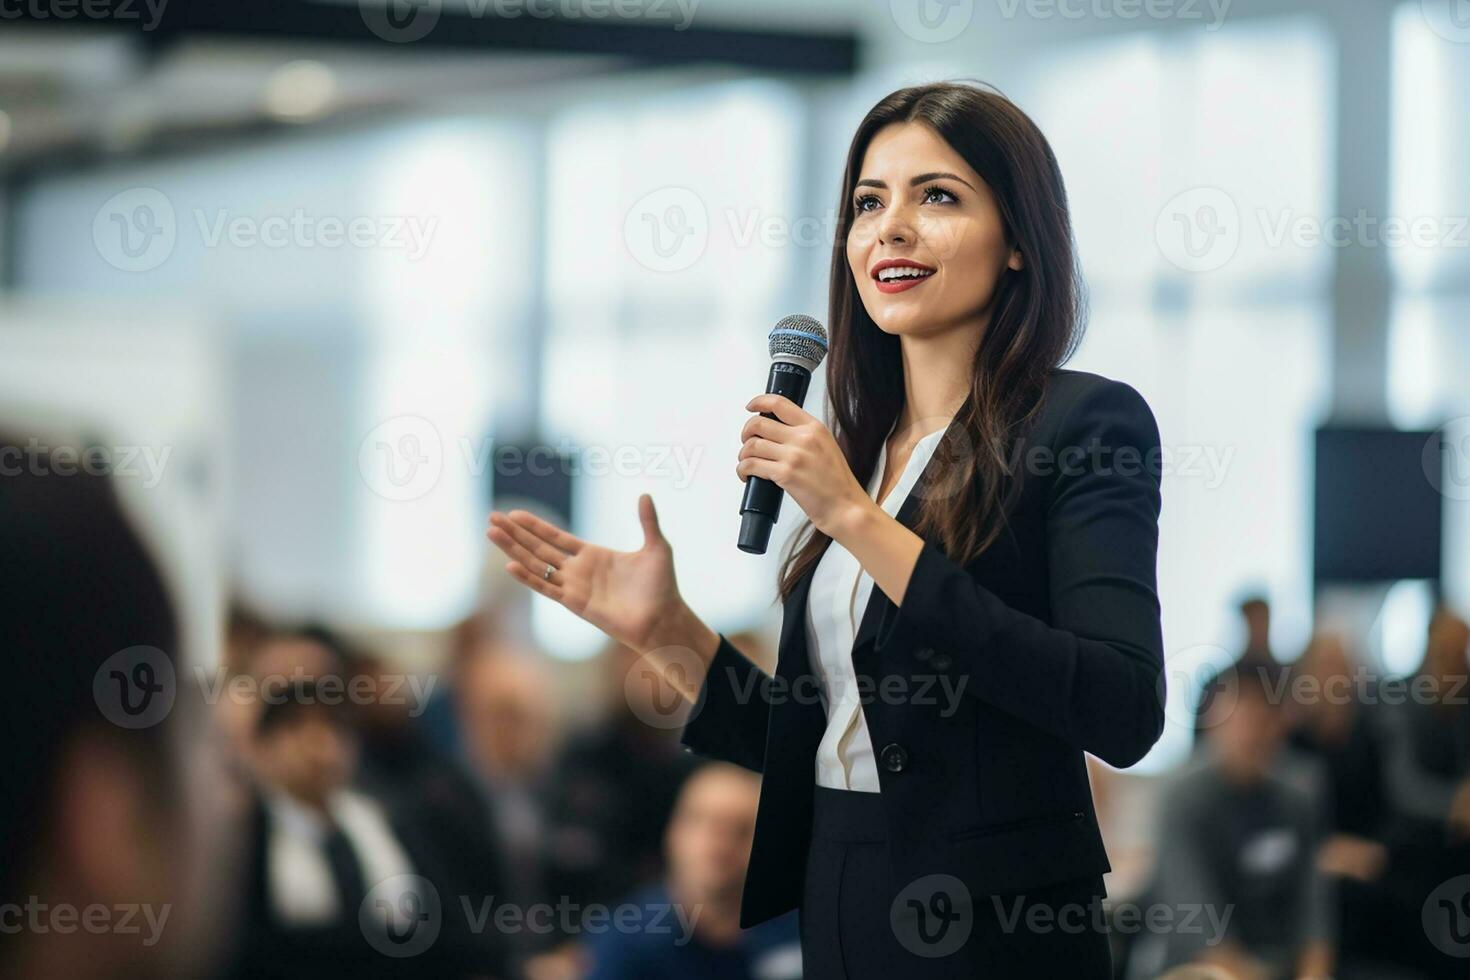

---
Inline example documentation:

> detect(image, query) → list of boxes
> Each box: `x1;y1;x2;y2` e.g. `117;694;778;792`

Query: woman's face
845;121;1021;339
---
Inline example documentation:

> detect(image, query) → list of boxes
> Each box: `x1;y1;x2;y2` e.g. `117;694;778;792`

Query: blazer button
931;653;953;671
879;742;909;773
913;646;934;662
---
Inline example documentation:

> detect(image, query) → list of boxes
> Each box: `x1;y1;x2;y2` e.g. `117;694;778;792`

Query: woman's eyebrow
855;171;977;191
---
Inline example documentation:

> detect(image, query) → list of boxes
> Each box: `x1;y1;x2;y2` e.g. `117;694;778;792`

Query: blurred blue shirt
585;884;802;980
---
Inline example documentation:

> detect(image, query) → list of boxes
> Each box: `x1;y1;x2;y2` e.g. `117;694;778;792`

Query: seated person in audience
343;646;512;935
457;647;569;976
542;640;701;911
1374;608;1470;978
0;438;215;980
585;763;801;980
1132;663;1334;980
235;679;490;979
1287;632;1388;864
1284;632;1413;976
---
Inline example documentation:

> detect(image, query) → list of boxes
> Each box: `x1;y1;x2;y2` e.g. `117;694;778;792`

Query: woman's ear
1007;248;1024;271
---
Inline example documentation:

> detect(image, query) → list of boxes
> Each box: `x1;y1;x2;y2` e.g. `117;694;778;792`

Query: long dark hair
778;80;1086;600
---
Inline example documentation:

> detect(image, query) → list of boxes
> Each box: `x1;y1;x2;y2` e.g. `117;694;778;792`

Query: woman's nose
876;203;915;246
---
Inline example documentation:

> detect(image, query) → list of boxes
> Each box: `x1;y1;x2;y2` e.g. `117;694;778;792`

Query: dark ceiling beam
10;0;859;75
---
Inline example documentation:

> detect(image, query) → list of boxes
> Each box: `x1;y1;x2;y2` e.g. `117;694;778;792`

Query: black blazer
681;368;1166;927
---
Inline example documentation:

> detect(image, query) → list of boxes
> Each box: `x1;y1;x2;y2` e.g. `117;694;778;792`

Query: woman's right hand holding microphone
485;493;720;703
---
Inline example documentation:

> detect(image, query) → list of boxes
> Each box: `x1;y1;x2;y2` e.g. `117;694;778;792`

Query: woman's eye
853;195;880;213
923;186;958;205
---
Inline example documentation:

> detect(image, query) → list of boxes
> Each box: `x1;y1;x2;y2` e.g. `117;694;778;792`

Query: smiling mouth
872;264;936;294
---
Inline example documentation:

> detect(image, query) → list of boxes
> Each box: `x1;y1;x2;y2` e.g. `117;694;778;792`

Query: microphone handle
738;361;813;554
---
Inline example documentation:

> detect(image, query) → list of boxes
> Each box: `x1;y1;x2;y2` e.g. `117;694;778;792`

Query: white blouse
804;419;952;792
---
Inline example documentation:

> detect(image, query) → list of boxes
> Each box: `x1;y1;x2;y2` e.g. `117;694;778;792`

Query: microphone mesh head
768;314;828;367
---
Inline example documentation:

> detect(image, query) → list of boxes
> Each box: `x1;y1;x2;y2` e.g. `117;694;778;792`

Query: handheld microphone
738;314;829;554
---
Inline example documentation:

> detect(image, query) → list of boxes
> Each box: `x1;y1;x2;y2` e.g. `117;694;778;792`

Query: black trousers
800;786;1112;979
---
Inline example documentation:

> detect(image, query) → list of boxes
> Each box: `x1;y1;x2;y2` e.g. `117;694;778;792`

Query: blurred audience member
1132;663;1334;980
585;763;801;980
1287;632;1388;848
458;647;564;972
234;676;496;978
0;438;213;980
1373;607;1470;978
1194;594;1277;747
1381;608;1470;837
418;611;495;758
236;680;402;977
1286;632;1414;978
541;640;700;912
225;600;273;675
345;649;511;962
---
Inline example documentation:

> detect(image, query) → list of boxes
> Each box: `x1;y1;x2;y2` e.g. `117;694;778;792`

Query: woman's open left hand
737;394;873;539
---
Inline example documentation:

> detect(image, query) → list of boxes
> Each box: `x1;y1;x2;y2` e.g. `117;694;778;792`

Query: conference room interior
3;2;1470;978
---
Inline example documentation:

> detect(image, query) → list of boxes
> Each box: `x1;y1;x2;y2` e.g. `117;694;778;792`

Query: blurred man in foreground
585;763;801;980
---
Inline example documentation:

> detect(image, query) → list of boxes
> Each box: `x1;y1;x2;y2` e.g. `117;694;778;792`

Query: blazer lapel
779;423;948;674
851;466;931;659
